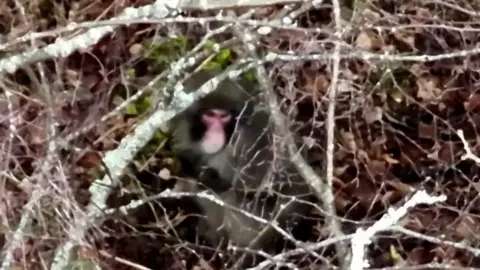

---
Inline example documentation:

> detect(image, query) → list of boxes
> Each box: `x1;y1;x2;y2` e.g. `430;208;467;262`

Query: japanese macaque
169;71;312;266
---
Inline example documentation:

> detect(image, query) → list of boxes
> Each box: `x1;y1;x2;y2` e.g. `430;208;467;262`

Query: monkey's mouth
201;128;226;154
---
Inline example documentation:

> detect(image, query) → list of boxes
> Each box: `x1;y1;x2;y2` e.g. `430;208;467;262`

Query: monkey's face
186;105;237;156
200;109;232;154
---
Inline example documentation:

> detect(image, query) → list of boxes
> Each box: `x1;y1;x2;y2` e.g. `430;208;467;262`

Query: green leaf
146;36;189;69
243;71;256;82
216;48;231;63
137;96;152;112
205;40;216;48
127;68;136;79
125;104;138;115
389;245;404;263
203;61;222;71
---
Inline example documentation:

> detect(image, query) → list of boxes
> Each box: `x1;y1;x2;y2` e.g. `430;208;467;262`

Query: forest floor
1;0;480;269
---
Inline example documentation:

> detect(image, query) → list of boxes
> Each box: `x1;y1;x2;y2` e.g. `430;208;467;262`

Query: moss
145;36;190;71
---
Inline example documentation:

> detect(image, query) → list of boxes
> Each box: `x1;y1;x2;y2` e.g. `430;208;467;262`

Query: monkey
168;70;313;267
169;71;253;192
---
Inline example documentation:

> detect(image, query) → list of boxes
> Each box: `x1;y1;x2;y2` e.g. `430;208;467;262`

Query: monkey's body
169;71;312;267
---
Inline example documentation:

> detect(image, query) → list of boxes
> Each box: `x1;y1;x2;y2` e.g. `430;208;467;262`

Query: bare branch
50;63;258;269
0;1;173;74
349;190;446;270
177;0;304;10
458;129;480;164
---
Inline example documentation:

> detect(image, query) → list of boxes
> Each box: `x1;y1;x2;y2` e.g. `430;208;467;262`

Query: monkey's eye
204;109;231;123
204;109;218;117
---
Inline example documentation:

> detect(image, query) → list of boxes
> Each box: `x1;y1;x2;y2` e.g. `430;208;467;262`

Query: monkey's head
169;71;253;158
187;99;237;154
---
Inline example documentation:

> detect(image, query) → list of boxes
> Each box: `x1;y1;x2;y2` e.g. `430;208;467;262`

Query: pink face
200;109;232;154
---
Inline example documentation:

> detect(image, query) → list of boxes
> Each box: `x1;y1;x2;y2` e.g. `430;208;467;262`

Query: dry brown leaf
334;193;352;212
437;142;462;164
392;30;416;51
371;135;387;147
302;136;316;149
431;246;458;262
304;71;330;94
363;106;383;124
158;168;171;180
409;63;429;77
415;7;434;19
472;182;480;194
381;190;403;205
438;102;446;111
382;44;396;54
334;164;350;176
356;31;375;51
352;178;377;206
340;130;357;151
416;76;441;101
455;216;480;238
65;69;80;86
129;43;144;55
366;160;387;176
357;149;370;163
464;92;480;112
418;121;437;139
360;8;381;24
406;247;432;265
383;154;400;164
385;180;414;197
76;151;102;169
333;176;347;189
314;74;331;93
29;128;44;145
